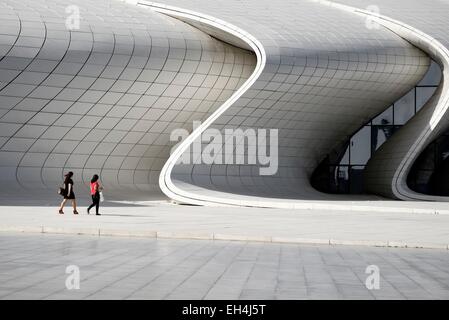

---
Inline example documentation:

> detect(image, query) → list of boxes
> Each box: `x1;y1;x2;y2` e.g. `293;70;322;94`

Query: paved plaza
1;195;448;300
0;199;448;249
0;232;448;300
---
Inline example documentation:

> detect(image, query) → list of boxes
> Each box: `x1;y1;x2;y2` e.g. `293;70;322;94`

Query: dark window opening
312;61;441;195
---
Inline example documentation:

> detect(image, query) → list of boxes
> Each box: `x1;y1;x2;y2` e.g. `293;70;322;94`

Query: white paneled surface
1;0;444;206
0;0;255;198
140;0;431;205
331;0;449;201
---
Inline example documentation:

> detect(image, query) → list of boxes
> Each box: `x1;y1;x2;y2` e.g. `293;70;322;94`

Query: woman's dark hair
64;171;73;183
91;174;99;183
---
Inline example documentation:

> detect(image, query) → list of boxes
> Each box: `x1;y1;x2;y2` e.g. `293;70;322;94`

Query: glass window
349;165;365;194
418;61;442;86
416;87;437;111
350;126;371;165
317;59;442;195
436;136;449;164
371;125;395;153
339;146;350;165
335;166;349;194
372;106;393;125
394;88;415;125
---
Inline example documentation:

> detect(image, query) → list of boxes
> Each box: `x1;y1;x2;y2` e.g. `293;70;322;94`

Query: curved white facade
0;0;255;199
328;0;449;201
0;0;445;206
141;0;431;206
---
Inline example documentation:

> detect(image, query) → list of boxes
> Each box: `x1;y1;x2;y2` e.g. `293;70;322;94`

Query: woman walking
59;171;78;214
87;174;102;216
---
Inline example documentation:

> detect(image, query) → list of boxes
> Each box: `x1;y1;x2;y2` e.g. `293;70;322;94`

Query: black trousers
88;193;100;214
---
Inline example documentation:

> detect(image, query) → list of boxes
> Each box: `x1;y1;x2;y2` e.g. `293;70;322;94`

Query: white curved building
0;0;446;206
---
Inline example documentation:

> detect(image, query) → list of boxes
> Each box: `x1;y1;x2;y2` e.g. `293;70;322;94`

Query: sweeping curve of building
0;0;447;206
326;0;449;202
0;0;256;200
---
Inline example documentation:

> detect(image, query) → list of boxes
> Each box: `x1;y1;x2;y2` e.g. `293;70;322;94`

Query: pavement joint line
0;225;448;250
107;201;449;215
265;203;449;214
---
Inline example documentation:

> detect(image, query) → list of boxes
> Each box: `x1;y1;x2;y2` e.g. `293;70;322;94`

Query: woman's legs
72;199;78;214
87;195;95;213
95;195;100;215
59;199;67;212
87;194;100;215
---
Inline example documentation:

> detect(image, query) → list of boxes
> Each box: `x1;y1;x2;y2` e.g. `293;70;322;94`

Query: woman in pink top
87;174;102;215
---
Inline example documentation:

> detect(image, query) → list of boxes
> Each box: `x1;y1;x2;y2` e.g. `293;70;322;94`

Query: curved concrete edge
137;1;267;207
1;226;448;250
141;0;449;207
317;0;449;202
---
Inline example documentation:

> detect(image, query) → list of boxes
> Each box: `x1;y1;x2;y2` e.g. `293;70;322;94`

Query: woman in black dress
58;171;79;214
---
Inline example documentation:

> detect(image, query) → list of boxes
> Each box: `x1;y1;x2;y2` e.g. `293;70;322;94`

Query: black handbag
58;186;65;196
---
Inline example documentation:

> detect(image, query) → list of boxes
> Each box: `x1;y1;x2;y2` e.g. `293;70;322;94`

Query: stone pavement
0;232;448;300
0;200;448;249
